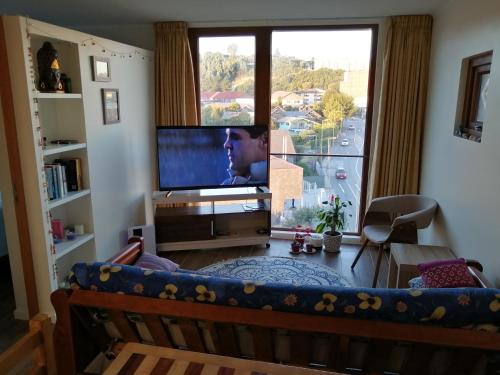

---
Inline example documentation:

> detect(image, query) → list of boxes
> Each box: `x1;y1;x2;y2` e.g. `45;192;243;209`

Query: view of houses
198;36;370;230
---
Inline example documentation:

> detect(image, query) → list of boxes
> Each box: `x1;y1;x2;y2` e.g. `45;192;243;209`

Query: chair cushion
417;258;476;288
363;225;392;243
135;252;179;272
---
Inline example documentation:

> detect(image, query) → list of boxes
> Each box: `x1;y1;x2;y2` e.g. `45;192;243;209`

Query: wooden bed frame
51;237;500;374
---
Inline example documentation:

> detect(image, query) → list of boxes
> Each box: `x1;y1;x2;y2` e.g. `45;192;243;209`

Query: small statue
37;42;63;92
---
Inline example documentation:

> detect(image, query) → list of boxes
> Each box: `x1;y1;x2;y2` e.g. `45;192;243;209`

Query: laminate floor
166;239;389;289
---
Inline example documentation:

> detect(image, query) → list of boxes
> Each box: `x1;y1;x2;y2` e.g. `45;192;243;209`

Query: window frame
189;24;378;235
461;51;492;134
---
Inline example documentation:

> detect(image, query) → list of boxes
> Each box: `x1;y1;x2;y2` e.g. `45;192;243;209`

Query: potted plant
315;195;352;253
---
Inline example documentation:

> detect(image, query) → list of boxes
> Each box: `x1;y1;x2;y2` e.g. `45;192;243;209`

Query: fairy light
26;19;153;62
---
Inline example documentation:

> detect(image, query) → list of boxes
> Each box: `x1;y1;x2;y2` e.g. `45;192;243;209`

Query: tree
322;90;356;125
226;102;241;111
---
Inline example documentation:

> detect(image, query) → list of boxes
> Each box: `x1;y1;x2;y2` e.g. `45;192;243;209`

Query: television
157;126;269;191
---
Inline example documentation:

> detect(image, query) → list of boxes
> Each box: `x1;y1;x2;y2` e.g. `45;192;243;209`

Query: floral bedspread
69;262;500;329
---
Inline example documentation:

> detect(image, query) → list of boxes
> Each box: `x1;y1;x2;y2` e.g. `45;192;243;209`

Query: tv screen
157;126;269;191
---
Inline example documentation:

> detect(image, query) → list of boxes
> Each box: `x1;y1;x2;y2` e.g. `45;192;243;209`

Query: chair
351;194;438;288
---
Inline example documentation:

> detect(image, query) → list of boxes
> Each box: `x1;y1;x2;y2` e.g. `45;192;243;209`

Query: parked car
348;124;355;130
341;138;349;146
335;167;347;179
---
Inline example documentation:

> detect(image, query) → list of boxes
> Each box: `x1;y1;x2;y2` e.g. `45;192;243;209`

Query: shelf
36;92;82;99
48;189;90;209
55;233;95;260
43;143;86;156
157;231;269;252
153;187;271;204
214;203;267;215
156;205;213;217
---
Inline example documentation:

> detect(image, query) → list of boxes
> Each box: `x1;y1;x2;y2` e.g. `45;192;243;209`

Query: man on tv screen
222;127;268;185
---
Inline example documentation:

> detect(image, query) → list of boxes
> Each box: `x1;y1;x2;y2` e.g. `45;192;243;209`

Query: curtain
155;22;198;126
368;15;433;201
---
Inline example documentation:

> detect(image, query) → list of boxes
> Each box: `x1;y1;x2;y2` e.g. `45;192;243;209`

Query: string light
25;18;153;62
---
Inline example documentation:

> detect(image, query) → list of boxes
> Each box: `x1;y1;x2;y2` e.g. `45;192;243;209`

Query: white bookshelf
36;92;82;99
43;142;86;156
55;233;95;260
47;189;91;209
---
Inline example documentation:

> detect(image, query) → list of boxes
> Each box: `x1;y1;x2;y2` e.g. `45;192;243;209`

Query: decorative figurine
37;41;64;92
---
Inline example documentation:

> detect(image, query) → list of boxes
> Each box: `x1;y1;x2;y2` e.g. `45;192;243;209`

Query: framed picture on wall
92;56;111;82
101;88;120;124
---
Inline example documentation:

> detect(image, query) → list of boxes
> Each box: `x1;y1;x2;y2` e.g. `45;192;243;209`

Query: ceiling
2;0;448;27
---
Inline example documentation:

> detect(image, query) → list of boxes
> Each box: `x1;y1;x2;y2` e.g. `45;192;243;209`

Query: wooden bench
0;314;55;375
51;237;500;374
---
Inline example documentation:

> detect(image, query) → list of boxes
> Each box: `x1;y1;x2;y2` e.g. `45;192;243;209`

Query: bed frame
51;237;500;374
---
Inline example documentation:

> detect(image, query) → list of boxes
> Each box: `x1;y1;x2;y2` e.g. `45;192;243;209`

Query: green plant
316;195;352;234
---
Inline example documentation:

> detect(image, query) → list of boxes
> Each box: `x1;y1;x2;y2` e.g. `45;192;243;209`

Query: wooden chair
351;194;438;287
0;314;56;375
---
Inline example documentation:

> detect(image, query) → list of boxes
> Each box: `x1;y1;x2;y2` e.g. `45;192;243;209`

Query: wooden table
104;342;345;375
387;243;456;288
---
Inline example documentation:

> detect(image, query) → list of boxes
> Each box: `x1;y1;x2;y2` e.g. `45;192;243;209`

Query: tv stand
153;187;271;252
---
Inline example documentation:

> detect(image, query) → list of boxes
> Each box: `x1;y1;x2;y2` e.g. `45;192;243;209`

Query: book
54;158;82;191
44;166;54;200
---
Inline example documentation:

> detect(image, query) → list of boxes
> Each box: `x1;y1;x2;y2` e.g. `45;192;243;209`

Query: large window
190;26;377;234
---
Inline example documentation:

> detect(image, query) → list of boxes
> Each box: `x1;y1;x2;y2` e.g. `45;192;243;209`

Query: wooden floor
166;239;389;289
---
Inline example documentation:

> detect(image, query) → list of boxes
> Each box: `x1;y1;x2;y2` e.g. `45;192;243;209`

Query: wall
75;29;155;261
75;25;155;51
420;0;500;286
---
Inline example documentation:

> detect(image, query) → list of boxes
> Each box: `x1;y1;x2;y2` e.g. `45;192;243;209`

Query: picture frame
101;89;120;124
92;56;111;82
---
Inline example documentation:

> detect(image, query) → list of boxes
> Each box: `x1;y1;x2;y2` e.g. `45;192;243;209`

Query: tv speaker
127;224;156;254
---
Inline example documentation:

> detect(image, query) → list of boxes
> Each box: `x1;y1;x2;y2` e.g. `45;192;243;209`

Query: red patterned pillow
417;258;476;288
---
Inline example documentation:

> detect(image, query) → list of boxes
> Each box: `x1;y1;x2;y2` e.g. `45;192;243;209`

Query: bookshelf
5;22;97;295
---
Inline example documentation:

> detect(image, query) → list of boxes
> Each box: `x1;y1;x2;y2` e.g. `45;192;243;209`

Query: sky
199;29;373;71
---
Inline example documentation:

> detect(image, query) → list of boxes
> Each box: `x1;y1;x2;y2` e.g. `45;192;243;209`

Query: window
456;50;493;142
198;36;255;125
190;26;377;234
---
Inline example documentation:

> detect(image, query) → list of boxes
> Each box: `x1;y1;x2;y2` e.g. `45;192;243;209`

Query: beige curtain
368;15;433;201
155;22;198;126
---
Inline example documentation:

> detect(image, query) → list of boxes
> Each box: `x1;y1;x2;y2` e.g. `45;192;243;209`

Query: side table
387;243;456;288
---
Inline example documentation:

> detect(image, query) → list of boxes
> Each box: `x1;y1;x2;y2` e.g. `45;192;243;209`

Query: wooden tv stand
153;187;271;252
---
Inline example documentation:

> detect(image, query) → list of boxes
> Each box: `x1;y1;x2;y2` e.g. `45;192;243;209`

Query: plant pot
306;234;323;250
323;231;342;253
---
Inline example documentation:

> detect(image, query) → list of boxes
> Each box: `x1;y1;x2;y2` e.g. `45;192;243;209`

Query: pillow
135;252;179;272
408;276;426;289
417;258;476;288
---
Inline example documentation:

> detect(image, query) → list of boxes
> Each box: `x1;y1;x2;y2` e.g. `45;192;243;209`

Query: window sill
271;230;361;244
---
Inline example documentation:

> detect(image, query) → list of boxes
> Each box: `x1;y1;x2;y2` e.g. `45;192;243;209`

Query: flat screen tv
157;126;269;191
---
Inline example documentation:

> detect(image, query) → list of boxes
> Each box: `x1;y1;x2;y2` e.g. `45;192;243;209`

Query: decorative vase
323;231;342;253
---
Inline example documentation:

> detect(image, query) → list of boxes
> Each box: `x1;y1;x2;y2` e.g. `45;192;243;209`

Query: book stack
44;158;82;200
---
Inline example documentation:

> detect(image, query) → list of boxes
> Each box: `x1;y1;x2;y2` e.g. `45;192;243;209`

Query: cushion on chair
134;252;179;272
417;258;476;288
363;225;392;243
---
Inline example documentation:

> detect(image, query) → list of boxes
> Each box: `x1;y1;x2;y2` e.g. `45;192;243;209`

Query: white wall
75;25;155;51
420;0;500;286
76;33;155;261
